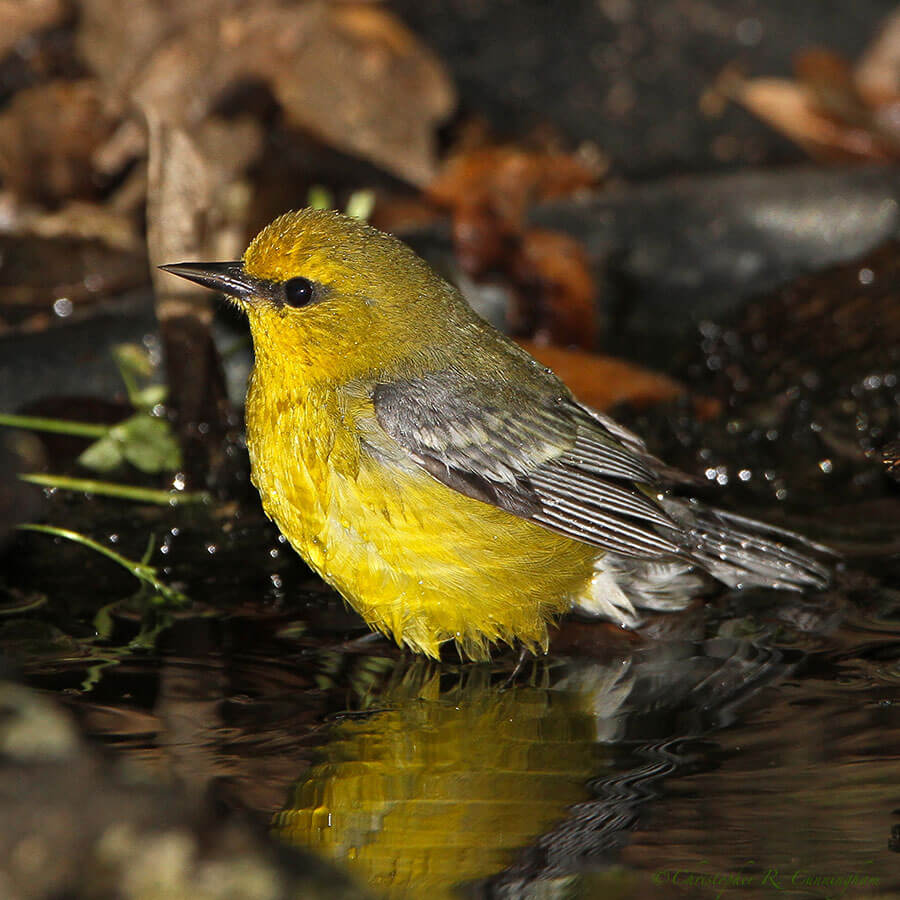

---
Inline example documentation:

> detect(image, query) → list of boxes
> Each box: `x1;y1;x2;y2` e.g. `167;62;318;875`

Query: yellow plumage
231;210;599;659
161;208;829;661
244;356;597;659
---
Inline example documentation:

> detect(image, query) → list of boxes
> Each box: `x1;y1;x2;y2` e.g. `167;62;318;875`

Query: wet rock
0;306;158;413
534;166;900;344
0;678;374;900
633;239;900;511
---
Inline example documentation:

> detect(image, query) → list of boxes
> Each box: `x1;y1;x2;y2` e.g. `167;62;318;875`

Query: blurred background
0;2;898;898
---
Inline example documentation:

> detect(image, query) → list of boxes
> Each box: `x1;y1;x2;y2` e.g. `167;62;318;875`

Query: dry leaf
731;20;900;164
18;201;141;252
795;49;872;127
77;0;225;95
428;145;605;345
517;340;688;412
0;80;121;205
0;0;67;59
856;8;900;103
513;229;597;348
736;77;895;162
267;3;453;185
429;146;604;224
81;0;454;186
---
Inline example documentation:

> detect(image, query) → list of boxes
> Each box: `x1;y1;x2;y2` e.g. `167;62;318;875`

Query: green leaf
117;414;182;473
346;189;375;221
307;184;334;210
112;343;167;411
77;433;124;472
76;413;181;474
131;384;167;409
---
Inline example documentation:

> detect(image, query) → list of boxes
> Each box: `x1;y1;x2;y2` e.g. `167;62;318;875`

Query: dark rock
0;679;374;900
534;167;900;344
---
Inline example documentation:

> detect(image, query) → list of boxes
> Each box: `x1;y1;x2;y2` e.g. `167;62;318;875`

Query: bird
161;208;831;660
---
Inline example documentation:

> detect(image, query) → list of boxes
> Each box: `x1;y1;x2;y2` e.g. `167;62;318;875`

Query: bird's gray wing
371;369;685;559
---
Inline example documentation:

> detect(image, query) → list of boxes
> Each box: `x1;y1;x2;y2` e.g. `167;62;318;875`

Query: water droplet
862;374;883;391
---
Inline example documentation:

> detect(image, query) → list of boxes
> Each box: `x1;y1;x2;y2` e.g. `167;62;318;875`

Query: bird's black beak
159;262;259;301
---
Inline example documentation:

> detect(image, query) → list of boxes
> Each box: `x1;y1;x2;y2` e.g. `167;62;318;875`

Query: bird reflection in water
273;656;632;898
273;640;790;898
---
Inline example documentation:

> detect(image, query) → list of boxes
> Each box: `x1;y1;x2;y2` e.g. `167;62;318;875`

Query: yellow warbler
161;209;829;660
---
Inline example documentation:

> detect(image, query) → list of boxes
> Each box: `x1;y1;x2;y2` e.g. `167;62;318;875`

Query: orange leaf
518;341;685;412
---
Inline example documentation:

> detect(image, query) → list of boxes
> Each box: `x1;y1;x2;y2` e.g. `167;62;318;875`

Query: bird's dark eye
284;277;315;308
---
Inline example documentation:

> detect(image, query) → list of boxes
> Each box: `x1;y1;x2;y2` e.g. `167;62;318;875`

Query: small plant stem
0;413;110;439
20;473;209;506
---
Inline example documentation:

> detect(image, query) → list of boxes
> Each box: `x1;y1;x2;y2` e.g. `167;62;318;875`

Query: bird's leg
501;643;531;689
335;631;392;653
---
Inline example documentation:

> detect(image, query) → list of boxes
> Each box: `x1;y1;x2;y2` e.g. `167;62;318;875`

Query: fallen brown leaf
795;49;872;127
17;201;142;252
0;0;67;59
517;340;686;412
81;0;454;186
428;146;604;226
735;77;895;162
512;229;597;348
855;7;900;104
730;15;900;164
0;80;121;206
428;145;606;345
77;0;224;96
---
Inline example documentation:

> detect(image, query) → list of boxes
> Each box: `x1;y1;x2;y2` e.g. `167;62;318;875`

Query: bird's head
161;208;471;383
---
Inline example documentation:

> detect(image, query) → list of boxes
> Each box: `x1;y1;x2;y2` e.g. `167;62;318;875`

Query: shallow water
3;226;899;898
3;477;899;899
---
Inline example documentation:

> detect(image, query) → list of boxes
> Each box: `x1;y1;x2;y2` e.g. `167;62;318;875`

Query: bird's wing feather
371;369;685;559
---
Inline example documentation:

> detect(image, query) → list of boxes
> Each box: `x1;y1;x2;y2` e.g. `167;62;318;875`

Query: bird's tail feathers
664;499;834;592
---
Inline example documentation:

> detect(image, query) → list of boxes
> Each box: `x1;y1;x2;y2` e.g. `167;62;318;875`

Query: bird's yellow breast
245;357;598;660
